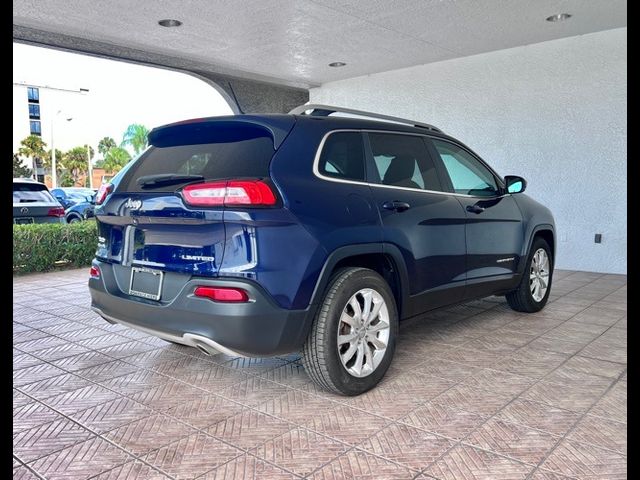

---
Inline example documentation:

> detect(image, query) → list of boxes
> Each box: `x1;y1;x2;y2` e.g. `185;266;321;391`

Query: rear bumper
88;260;314;357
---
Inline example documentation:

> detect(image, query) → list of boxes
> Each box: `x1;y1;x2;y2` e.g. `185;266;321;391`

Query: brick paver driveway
14;268;626;479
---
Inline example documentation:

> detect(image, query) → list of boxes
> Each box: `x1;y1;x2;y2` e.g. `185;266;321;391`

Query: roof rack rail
289;104;442;133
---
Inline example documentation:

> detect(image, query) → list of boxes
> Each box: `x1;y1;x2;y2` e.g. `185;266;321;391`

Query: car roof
13;178;46;186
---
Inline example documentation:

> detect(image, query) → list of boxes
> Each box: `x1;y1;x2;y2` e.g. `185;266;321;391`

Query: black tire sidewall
320;269;398;396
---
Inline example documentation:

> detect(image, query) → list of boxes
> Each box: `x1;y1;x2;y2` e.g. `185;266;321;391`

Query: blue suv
89;105;555;395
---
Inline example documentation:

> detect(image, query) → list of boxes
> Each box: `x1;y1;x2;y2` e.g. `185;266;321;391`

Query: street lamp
50;111;72;188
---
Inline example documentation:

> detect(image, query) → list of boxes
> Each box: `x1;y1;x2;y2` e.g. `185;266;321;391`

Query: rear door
365;132;467;316
96;121;287;290
426;137;524;298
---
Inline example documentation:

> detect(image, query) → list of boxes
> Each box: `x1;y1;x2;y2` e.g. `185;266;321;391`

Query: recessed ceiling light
546;13;572;22
328;62;347;68
158;19;182;27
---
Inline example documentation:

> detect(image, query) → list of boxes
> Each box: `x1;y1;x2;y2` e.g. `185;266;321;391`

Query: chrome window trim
312;129;507;199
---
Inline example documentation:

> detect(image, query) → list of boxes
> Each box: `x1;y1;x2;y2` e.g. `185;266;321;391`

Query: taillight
47;207;65;217
194;286;249;303
95;183;113;205
89;266;100;278
182;180;277;207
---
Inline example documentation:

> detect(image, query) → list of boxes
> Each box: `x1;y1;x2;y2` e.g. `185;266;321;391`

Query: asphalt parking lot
14;268;626;479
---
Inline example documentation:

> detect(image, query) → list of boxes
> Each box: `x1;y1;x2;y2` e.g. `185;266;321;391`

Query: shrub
13;221;98;275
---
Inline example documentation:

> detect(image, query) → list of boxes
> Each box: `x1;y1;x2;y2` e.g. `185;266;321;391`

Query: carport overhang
13;24;309;114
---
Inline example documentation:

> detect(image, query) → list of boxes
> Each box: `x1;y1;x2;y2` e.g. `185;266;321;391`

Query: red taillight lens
96;183;113;205
89;266;100;278
194;286;249;303
182;180;277;207
48;207;65;217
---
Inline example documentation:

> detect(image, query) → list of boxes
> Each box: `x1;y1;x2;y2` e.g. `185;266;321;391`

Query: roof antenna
227;81;244;114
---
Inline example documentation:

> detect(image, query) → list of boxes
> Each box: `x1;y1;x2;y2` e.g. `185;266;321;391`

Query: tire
506;237;553;312
302;267;398;396
67;215;82;224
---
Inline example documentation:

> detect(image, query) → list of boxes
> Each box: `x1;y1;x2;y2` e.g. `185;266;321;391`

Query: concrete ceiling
13;0;626;88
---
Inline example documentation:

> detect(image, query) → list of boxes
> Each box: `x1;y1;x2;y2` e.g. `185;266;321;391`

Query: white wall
310;28;627;274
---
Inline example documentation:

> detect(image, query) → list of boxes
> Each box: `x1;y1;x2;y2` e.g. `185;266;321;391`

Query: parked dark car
65;194;96;223
13;179;65;224
51;187;96;209
89;105;555;395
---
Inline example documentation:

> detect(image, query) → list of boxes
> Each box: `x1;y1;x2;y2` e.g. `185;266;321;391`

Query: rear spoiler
148;114;295;150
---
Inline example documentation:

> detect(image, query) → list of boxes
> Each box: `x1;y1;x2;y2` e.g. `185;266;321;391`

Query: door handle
383;201;411;212
466;204;485;214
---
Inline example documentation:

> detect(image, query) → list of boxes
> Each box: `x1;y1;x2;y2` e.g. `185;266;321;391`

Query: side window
431;139;498;196
318;132;365;181
367;133;442;191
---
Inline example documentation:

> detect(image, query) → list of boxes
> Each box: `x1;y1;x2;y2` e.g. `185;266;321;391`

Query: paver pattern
13;269;627;479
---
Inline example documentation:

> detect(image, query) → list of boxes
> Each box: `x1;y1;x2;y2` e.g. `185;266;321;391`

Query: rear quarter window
317;132;365;181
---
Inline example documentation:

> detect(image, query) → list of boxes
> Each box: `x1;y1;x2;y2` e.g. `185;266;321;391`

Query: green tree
98;136;117;156
43;148;64;173
18;135;48;171
13;154;32;178
61;146;90;186
121;124;150;155
102;146;132;174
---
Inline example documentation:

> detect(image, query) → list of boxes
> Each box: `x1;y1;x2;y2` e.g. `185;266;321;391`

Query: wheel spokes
337;288;391;378
338;332;357;346
340;310;359;328
367;334;387;350
341;342;358;365
352;342;365;376
361;290;373;322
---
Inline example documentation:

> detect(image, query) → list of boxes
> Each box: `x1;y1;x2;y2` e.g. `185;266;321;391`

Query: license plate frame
129;266;163;301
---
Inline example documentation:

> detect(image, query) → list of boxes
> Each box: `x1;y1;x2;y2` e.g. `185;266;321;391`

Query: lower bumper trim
91;306;246;357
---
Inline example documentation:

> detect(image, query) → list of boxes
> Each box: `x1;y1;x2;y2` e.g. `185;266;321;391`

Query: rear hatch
95;116;294;280
13;182;64;223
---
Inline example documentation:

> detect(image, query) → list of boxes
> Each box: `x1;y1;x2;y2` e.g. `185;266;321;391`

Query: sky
13;42;233;155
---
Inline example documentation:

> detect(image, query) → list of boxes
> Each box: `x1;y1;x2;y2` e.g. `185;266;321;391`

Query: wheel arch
520;224;555;273
65;212;82;223
309;243;410;318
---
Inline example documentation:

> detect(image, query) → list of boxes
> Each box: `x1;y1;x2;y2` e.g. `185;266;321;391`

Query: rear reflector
89;266;100;278
48;207;65;217
194;286;249;303
95;183;113;205
182;180;276;207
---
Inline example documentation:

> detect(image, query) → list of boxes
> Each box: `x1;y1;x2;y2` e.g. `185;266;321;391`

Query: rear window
118;133;275;192
13;183;56;203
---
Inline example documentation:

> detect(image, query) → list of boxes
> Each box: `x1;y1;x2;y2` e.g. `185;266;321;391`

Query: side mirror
86;195;96;204
55;195;64;202
504;175;527;194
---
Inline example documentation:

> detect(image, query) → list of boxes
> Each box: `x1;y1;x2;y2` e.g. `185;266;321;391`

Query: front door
365;132;468;316
426;138;524;299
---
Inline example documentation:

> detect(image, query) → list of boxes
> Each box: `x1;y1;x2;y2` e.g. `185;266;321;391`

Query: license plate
14;218;34;225
129;267;163;301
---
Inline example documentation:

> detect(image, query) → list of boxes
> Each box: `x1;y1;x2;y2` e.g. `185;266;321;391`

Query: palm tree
17;135;47;175
98;136;117;156
13;154;32;178
61;146;90;186
121;124;150;155
102;146;132;174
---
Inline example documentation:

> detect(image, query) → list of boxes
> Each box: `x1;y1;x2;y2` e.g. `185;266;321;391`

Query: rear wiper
137;174;204;188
